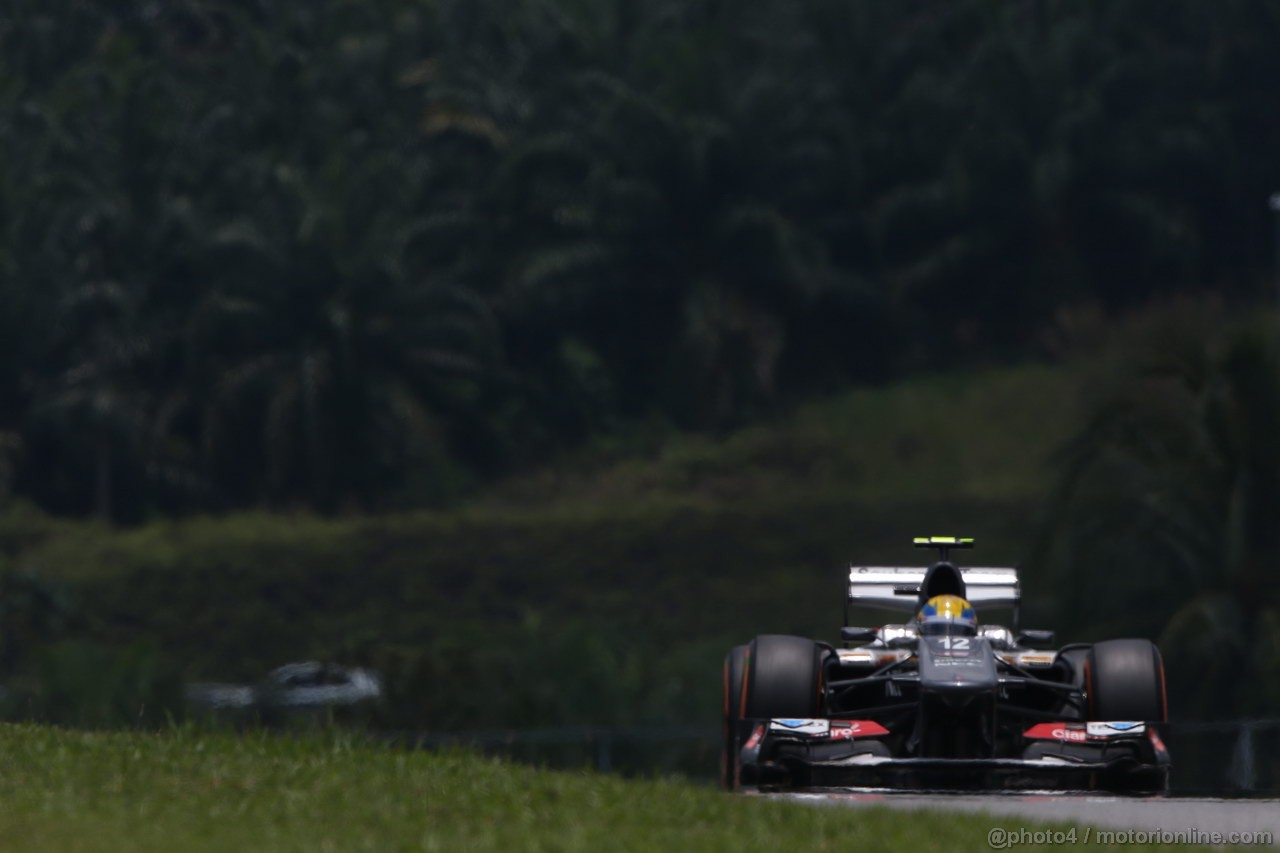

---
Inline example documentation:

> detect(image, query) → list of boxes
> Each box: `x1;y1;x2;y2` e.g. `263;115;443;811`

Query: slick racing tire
741;635;824;721
1087;639;1168;722
721;645;749;790
1055;644;1091;689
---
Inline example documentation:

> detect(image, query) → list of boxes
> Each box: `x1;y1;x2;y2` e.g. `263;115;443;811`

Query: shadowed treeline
3;1;1280;518
0;311;1277;729
2;2;1279;747
1037;310;1280;720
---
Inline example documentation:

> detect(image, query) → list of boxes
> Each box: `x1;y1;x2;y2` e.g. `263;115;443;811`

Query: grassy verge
0;724;1233;853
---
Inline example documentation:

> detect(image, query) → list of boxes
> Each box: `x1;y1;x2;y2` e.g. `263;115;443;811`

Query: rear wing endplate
847;566;1020;612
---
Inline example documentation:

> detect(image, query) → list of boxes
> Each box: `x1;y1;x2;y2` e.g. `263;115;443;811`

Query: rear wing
847;566;1021;613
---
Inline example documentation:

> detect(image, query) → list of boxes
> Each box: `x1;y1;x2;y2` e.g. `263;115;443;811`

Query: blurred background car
186;663;382;718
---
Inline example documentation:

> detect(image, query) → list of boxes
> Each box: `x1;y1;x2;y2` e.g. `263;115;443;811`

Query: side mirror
840;626;878;644
1016;629;1056;648
887;635;917;649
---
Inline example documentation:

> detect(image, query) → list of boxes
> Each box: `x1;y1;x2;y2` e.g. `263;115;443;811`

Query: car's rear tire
741;634;824;720
721;644;749;790
1087;639;1168;722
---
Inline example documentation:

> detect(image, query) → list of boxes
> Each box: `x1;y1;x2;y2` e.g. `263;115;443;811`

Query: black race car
722;537;1170;792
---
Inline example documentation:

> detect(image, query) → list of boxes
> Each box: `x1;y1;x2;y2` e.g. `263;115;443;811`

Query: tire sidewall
742;634;824;721
1087;638;1168;722
721;645;749;789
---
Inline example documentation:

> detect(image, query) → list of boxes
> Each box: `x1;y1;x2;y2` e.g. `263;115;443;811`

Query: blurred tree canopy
2;0;1279;518
1038;311;1280;718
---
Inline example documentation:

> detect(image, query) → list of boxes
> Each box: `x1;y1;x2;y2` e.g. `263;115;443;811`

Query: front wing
739;718;1170;792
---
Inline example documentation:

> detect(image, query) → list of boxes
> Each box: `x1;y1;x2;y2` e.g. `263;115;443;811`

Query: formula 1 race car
721;538;1170;792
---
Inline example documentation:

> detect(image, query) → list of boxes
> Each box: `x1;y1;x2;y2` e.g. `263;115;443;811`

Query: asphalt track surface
777;791;1280;841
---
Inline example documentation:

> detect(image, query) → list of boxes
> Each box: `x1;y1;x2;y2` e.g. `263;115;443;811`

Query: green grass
0;724;1237;853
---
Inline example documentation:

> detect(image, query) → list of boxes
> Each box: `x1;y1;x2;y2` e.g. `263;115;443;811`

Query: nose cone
917;636;998;694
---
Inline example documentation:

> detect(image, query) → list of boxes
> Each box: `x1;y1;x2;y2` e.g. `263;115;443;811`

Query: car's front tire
721;644;749;790
741;634;824;720
1087;638;1168;722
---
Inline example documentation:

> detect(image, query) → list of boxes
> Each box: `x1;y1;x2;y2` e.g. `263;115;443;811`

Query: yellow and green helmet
918;594;978;636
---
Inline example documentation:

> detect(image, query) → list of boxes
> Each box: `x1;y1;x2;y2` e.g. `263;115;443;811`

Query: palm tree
189;162;501;508
26;281;158;521
1039;313;1280;717
122;0;507;508
482;32;841;427
2;8;210;519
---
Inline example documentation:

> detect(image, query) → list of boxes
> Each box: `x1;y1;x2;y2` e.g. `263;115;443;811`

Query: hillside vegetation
2;1;1277;519
0;361;1082;730
6;304;1278;737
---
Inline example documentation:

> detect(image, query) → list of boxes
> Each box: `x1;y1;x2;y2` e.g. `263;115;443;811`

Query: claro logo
827;720;890;739
828;723;861;740
1023;723;1087;742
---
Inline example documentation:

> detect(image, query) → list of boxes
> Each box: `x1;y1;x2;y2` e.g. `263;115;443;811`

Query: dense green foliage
1038;309;1280;719
3;0;1279;518
1;331;1278;738
0;362;1071;731
1;315;1277;746
0;725;1236;852
4;1;1280;772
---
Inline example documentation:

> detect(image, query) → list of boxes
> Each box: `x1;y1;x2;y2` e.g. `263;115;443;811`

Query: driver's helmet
917;594;978;637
